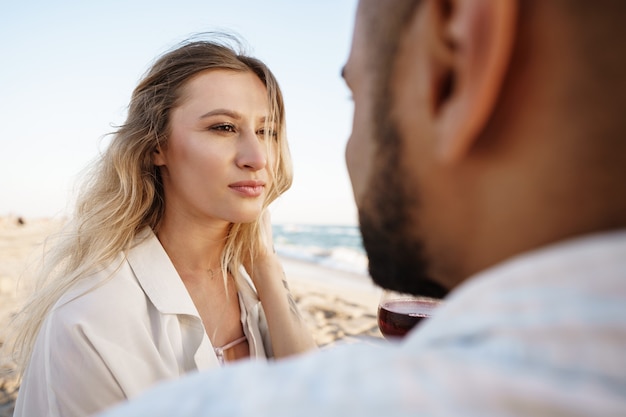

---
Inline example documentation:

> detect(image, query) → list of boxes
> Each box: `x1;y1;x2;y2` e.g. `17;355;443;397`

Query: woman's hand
245;210;317;358
243;210;280;282
254;209;277;263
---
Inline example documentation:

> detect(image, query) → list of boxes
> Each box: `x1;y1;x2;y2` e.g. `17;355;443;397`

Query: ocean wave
273;224;368;275
275;244;368;276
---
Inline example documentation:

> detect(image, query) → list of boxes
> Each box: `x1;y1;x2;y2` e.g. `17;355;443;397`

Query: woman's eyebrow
199;109;241;120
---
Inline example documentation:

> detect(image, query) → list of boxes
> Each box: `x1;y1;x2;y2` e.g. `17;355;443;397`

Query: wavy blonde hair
3;33;292;377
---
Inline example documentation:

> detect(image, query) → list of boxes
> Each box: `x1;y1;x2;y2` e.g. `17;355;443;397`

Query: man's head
343;0;626;296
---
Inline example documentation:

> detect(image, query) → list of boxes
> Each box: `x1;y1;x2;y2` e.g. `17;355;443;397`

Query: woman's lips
229;180;265;197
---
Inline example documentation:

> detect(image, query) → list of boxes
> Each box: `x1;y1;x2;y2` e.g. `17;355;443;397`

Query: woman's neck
155;214;229;273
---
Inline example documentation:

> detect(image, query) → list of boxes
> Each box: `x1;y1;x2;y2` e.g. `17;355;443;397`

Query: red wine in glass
378;298;440;339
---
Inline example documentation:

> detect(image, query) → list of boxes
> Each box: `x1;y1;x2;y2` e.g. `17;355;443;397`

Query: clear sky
0;0;359;225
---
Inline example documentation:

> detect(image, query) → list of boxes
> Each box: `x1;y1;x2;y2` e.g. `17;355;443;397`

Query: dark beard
354;1;448;299
358;123;448;299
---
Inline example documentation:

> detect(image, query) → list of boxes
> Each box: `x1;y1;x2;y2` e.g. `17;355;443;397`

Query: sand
0;216;383;416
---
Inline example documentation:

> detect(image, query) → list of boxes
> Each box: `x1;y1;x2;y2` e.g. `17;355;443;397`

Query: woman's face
154;69;276;225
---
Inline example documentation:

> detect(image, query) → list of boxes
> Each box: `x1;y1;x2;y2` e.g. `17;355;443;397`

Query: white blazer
14;228;273;417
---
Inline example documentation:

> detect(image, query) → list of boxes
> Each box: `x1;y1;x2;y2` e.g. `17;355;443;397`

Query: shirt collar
125;228;199;316
454;228;626;297
404;229;626;346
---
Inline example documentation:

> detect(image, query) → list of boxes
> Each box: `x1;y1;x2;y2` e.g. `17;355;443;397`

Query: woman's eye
257;128;278;141
211;123;236;133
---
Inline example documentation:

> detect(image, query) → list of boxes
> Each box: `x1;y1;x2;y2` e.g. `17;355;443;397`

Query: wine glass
377;290;442;339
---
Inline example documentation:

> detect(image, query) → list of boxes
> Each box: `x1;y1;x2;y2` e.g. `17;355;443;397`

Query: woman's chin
227;212;263;225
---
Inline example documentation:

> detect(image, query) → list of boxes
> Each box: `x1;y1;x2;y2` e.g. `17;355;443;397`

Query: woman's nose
235;129;267;170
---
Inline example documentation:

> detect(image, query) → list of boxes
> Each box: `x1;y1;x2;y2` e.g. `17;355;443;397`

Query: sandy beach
0;217;383;416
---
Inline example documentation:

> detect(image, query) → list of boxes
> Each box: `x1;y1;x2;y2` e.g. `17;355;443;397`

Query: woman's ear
153;144;166;167
428;0;518;164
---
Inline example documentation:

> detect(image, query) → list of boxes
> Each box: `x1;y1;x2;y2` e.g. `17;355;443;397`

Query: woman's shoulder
52;254;148;326
54;229;159;312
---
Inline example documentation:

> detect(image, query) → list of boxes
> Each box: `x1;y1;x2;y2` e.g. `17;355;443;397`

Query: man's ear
428;0;518;164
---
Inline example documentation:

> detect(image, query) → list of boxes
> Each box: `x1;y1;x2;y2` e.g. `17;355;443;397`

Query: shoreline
281;256;380;307
281;256;383;347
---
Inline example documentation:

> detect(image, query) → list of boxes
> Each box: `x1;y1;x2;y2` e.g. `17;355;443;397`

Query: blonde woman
7;35;316;417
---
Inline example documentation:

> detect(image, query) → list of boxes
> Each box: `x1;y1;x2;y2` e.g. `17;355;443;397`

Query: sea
272;224;369;276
